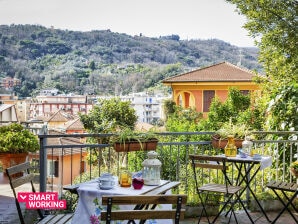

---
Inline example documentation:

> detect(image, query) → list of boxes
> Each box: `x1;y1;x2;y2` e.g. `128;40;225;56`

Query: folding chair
5;161;73;224
266;180;298;223
101;194;187;224
189;154;252;224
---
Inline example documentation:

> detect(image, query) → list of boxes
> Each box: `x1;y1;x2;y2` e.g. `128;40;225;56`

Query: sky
0;0;255;47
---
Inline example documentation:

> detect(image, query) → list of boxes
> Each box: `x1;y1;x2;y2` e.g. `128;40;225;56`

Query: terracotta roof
39;129;86;156
64;118;85;131
162;62;256;83
46;110;72;122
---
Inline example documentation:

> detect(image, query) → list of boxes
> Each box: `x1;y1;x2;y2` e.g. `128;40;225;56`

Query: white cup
99;177;115;189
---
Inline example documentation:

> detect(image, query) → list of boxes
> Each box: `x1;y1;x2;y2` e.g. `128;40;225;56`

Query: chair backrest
101;194;187;224
189;154;227;171
5;161;43;224
189;154;231;191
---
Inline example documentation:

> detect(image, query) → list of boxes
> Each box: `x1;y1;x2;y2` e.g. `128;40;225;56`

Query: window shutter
203;90;215;112
54;160;59;177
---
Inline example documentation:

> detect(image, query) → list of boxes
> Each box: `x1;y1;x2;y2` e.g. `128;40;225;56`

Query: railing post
39;125;48;192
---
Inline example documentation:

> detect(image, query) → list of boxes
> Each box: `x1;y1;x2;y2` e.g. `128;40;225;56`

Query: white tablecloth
72;179;171;224
226;155;273;170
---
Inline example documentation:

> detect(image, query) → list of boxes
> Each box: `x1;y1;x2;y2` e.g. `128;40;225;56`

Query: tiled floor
180;210;298;224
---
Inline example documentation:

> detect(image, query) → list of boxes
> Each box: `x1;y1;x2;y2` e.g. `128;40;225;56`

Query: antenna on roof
237;49;243;67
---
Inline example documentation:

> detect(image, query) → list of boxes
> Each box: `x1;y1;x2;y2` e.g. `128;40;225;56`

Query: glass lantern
142;151;161;186
242;136;253;156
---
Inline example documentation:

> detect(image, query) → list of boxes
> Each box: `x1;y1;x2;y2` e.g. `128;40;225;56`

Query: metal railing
36;130;298;203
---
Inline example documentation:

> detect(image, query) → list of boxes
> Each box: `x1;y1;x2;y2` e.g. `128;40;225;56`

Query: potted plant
211;122;250;149
0;123;39;172
111;127;158;152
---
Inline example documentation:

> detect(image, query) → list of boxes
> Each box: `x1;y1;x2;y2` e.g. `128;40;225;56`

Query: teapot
98;173;115;190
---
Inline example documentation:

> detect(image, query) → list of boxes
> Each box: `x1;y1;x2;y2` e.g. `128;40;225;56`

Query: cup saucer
253;154;262;160
99;185;114;190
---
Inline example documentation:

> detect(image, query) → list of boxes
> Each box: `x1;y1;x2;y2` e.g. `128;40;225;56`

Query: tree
79;97;138;134
227;0;298;131
80;97;138;167
207;87;251;130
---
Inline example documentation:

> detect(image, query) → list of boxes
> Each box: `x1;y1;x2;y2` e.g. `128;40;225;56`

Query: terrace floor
0;173;297;224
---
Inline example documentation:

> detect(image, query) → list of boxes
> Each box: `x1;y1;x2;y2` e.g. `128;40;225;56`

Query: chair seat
189;154;253;224
5;162;73;224
37;214;73;224
267;180;298;192
199;183;243;194
266;180;298;223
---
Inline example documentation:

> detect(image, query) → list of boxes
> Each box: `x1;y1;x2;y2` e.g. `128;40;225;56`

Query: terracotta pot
0;153;28;177
290;168;298;177
211;135;243;149
113;138;158;152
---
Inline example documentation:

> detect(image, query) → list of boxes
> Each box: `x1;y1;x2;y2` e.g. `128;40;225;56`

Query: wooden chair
5;161;73;224
266;180;298;223
101;194;187;224
189;154;252;224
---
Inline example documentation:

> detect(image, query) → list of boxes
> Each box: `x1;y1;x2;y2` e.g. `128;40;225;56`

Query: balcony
1;129;297;223
35;131;298;200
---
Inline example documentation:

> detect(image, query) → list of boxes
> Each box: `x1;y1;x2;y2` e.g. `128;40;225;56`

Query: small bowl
253;154;262;160
239;151;247;158
132;178;144;190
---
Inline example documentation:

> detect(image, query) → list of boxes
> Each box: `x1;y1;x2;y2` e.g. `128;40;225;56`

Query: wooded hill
0;24;261;97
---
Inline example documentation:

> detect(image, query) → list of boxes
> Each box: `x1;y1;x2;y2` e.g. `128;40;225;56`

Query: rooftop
162;61;257;83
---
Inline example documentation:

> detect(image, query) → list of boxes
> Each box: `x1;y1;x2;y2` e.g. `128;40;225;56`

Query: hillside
0;24;261;97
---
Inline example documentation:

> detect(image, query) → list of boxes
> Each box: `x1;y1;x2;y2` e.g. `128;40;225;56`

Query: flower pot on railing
0;152;28;177
211;135;243;149
113;138;158;152
290;168;298;177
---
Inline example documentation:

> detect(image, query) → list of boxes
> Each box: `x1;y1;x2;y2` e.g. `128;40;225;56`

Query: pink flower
90;214;100;224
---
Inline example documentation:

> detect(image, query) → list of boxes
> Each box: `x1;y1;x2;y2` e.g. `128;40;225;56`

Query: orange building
1;77;21;89
29;130;88;193
162;62;260;117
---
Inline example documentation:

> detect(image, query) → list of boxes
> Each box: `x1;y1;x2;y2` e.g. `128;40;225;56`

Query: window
48;160;59;177
203;90;215;112
178;94;182;106
240;90;250;95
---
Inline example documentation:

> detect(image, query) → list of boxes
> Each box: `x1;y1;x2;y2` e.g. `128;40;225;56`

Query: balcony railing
35;130;298;204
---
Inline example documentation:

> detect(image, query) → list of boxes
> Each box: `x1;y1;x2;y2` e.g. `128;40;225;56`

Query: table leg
231;162;271;222
223;163;254;223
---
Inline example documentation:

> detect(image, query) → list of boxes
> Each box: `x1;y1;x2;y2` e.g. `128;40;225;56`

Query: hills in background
0;24;261;97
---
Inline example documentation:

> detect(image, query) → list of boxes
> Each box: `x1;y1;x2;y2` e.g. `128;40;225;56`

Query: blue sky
0;0;255;47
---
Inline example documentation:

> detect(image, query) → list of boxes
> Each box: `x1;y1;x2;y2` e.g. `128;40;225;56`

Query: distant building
0;77;21;89
162;61;260;117
29;129;88;193
39;88;59;96
14;98;31;122
97;93;170;124
0;104;18;123
119;92;171;124
29;95;93;119
0;93;20;105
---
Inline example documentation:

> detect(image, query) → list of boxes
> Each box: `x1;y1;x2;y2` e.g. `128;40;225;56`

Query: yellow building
162;62;260;117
